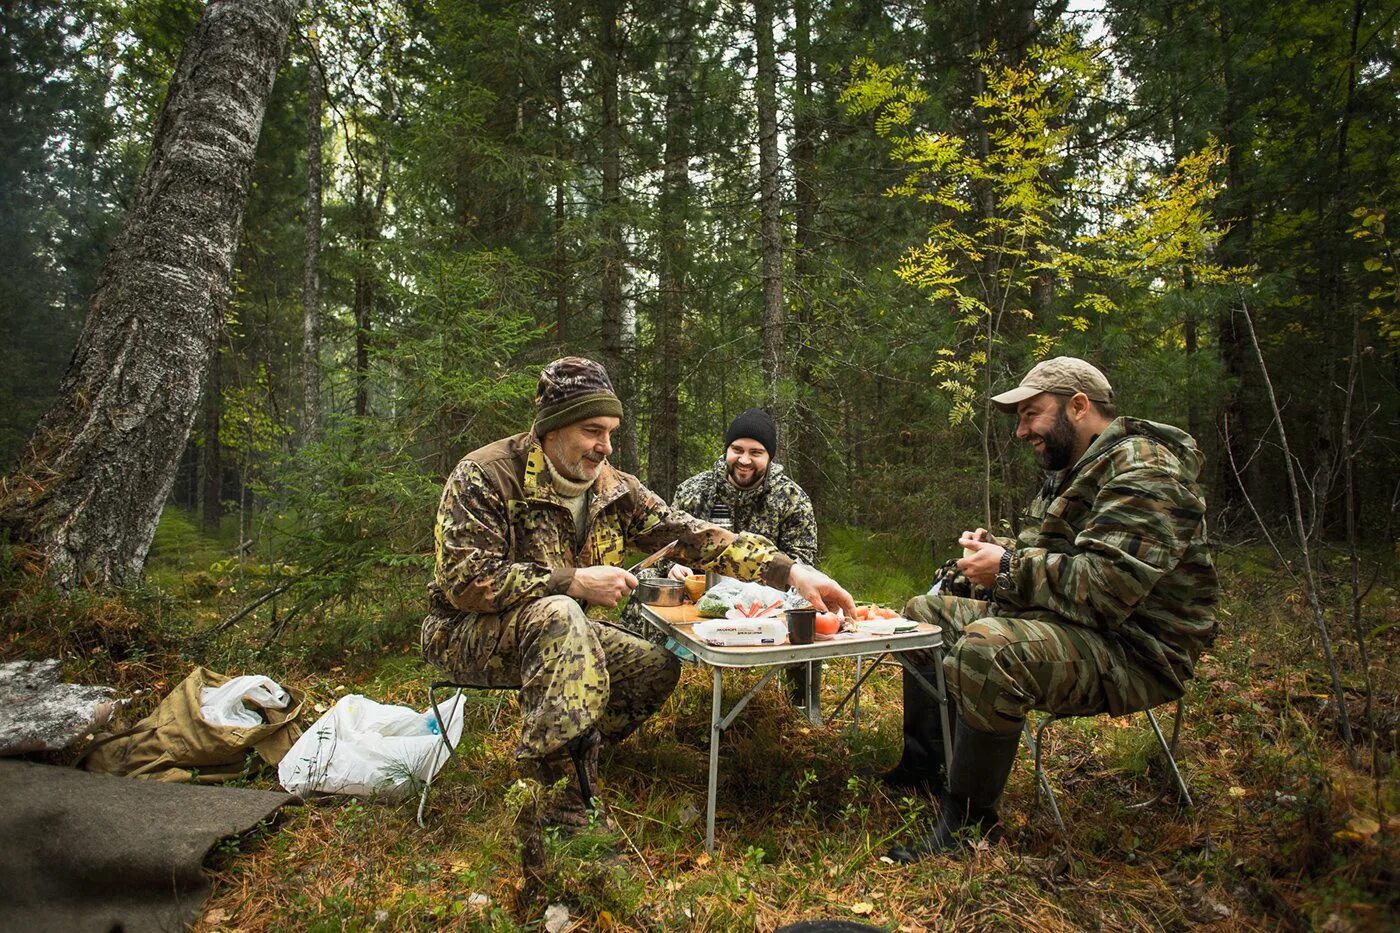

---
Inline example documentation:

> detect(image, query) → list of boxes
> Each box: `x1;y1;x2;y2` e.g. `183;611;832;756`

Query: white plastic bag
277;693;467;800
199;674;291;727
695;578;787;618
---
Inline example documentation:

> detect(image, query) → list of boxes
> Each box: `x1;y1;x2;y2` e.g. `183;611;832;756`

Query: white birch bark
0;0;303;589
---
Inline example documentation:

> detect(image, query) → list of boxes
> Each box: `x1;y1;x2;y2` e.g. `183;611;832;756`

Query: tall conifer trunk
648;0;692;501
0;0;301;589
791;0;822;506
755;0;784;442
597;0;635;471
302;28;323;440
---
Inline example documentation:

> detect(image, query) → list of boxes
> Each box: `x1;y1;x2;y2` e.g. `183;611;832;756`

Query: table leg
853;656;862;730
706;666;722;854
897;650;955;766
804;660;823;727
933;648;954;765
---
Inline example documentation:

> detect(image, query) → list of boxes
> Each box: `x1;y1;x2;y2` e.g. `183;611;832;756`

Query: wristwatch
994;549;1014;591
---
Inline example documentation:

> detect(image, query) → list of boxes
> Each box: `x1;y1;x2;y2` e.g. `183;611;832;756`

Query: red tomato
815;612;841;635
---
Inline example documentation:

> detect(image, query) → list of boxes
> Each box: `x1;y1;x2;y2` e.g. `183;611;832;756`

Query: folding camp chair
415;680;516;827
1022;697;1192;835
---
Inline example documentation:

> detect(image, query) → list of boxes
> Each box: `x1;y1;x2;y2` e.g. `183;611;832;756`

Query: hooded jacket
672;459;818;565
995;417;1218;694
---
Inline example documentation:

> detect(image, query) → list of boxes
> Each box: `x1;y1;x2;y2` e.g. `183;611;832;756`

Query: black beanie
725;408;777;456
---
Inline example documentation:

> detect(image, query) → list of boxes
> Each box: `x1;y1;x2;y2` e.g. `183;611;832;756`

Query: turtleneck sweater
545;456;596;551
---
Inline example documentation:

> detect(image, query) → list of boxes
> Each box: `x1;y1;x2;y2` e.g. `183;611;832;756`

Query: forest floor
3;512;1397;931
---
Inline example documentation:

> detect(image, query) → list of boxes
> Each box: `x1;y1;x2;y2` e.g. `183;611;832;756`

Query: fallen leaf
597;909;616;929
851;903;875;916
1344;815;1380;839
695;853;711;869
205;908;229;926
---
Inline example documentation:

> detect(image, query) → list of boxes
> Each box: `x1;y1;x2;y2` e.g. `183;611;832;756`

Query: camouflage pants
902;595;1180;735
422;595;681;760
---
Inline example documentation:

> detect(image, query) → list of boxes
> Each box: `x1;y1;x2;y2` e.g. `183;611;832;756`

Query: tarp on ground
0;759;297;933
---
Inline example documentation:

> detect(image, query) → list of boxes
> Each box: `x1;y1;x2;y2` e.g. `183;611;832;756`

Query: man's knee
528;595;592;640
961;617;1020;649
943;617;1037;715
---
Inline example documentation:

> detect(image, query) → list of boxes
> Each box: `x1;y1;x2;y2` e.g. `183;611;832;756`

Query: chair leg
1025;715;1067;836
1145;701;1192;808
417;684;465;828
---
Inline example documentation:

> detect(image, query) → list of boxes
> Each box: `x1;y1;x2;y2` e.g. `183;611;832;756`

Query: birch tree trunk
301;27;322;441
0;0;302;589
755;0;784;443
648;0;692;501
201;348;223;535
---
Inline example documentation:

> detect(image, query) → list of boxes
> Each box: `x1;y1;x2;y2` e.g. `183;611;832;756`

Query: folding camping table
639;603;953;853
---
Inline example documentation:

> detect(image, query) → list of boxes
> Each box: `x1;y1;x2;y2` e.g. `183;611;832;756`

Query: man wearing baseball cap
422;357;854;831
883;356;1218;861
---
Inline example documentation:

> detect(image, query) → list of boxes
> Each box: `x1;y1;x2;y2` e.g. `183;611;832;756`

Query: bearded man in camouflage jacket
885;357;1218;862
423;358;854;830
626;408;821;706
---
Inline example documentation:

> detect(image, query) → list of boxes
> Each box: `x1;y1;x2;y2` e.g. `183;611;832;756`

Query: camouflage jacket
994;417;1218;691
669;460;818;565
428;432;795;618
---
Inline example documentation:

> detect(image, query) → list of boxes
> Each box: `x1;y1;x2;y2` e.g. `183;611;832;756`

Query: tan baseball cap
990;357;1114;412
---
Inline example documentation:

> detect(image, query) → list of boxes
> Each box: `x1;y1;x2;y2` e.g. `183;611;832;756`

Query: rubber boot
529;728;606;831
566;728;602;810
878;665;948;797
888;714;1022;863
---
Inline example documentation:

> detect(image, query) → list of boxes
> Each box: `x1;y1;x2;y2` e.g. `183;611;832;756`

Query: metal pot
635;578;685;606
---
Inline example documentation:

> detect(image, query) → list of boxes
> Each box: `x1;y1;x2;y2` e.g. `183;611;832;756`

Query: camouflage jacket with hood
992;417;1218;693
427;432;795;621
670;460;818;566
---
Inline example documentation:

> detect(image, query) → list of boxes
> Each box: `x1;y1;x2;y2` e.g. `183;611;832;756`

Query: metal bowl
635;579;685;606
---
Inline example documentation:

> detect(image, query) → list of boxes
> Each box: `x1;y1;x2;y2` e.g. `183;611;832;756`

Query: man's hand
788;564;856;615
567;566;639;607
667;564;694;582
956;534;1005;588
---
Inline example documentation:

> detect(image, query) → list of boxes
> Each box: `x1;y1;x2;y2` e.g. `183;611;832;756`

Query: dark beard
726;463;765;488
1035;406;1078;471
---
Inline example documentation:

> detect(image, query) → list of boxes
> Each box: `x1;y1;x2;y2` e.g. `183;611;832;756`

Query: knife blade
626;539;679;575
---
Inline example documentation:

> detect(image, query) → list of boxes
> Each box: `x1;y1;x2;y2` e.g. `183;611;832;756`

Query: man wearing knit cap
627;407;821;707
423;358;854;830
882;356;1218;862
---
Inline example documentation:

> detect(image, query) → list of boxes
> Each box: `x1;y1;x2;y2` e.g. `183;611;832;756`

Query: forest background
1;0;1397;929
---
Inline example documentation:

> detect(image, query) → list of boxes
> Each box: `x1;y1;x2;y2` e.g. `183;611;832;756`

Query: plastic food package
199;675;291;727
692;619;789;646
695;578;787;618
278;693;466;800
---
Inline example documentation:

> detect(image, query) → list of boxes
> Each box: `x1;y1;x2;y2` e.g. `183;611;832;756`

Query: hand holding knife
626;539;679;575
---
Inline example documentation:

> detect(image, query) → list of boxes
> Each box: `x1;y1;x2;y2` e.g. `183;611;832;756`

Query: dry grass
4;540;1396;931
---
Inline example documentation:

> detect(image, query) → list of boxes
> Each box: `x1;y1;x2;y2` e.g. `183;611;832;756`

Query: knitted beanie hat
532;357;624;436
725;408;777;456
